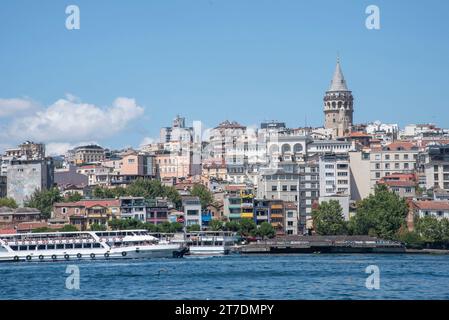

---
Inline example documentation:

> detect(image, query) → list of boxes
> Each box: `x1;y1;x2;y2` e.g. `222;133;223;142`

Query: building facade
7;158;54;206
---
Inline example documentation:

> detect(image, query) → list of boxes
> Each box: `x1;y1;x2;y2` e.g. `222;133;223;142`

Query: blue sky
1;0;448;154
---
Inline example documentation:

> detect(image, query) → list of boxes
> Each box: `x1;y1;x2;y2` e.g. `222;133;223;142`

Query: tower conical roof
329;58;349;91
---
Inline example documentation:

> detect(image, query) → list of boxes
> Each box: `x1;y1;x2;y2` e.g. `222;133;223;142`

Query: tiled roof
82;199;120;208
383;181;416;188
349;132;371;138
54;199;120;208
383;141;419;151
225;184;247;192
0;229;16;234
413;201;449;211
16;222;48;231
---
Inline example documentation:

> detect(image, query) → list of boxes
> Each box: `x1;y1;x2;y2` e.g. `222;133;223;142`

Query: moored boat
0;229;188;262
172;231;238;256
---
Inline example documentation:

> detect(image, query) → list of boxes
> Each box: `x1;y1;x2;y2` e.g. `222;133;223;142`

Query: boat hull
187;246;230;256
0;245;185;262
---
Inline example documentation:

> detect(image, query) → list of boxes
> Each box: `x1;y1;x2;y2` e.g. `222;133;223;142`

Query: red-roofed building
52;199;120;231
347;132;372;148
349;141;421;200
378;173;417;198
409;200;449;227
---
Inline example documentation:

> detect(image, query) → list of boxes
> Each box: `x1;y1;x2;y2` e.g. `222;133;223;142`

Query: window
385;163;390;169
376;172;381;178
282;185;288;191
385;155;390;160
272;186;277;191
395;163;400;169
395;154;400;160
290;185;297;191
62;208;67;214
375;163;381;170
404;154;409;160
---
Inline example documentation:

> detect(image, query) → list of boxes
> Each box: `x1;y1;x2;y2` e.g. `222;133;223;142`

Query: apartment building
182;196;202;227
68;145;106;165
256;159;319;232
420;144;449;191
350;141;420;200
284;201;299;235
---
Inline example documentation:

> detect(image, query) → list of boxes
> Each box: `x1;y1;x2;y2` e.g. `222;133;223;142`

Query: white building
319;153;350;197
182;196;202;227
412;201;449;219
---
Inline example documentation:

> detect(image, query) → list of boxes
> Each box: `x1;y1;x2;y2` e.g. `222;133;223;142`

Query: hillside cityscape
1;59;449;246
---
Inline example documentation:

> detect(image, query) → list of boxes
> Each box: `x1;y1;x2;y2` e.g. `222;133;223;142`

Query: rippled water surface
1;254;449;300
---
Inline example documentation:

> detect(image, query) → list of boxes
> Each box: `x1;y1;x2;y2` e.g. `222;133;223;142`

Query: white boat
178;231;238;256
0;229;188;262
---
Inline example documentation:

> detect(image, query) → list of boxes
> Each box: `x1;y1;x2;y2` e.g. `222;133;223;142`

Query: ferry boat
0;229;188;262
174;231;238;256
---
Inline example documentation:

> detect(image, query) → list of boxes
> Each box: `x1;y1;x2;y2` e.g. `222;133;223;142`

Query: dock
233;235;406;254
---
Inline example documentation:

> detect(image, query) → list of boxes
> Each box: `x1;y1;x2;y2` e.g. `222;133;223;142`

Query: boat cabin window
93;243;101;248
74;243;82;249
10;245;18;251
56;244;64;249
83;243;92;249
47;245;55;249
65;244;74;249
19;245;27;251
38;245;46;250
28;245;36;250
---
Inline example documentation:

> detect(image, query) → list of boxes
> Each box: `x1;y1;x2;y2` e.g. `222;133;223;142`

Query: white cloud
139;136;155;148
7;96;144;143
45;141;98;156
0;98;37;117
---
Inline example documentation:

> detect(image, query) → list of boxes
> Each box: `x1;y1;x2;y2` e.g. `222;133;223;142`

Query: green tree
60;224;78;232
0;197;18;208
224;221;240;232
163;185;182;208
312;200;347;235
256;222;276;239
415;216;443;243
89;223;107;231
187;224;201;232
441;219;449;243
32;227;53;233
169;222;184;233
190;184;214;209
64;192;82;202
24;187;63;219
208;219;224;231
92;186;127;199
238;218;257;236
350;184;408;239
398;230;424;249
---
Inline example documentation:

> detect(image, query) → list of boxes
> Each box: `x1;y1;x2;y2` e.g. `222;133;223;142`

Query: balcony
229;213;241;220
241;213;254;219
